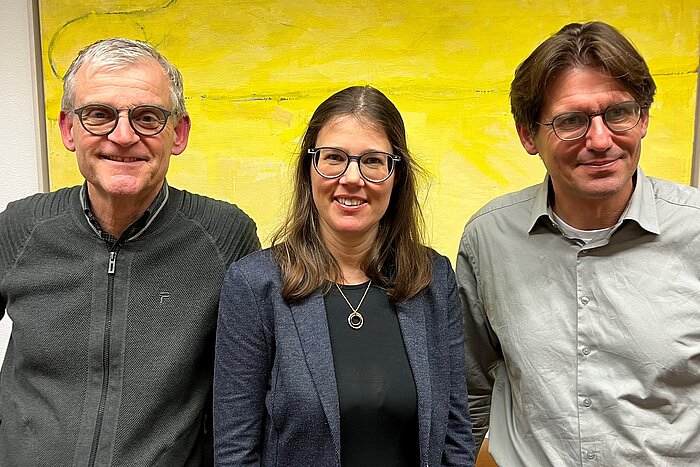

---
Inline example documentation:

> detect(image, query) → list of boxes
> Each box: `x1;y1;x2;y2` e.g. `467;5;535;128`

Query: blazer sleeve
440;256;477;467
214;261;273;466
456;231;502;454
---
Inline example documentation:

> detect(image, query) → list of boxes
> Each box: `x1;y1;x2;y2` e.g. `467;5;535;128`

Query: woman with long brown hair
214;85;475;466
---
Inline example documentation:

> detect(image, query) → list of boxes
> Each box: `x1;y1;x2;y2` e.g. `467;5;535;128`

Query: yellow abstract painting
39;0;699;257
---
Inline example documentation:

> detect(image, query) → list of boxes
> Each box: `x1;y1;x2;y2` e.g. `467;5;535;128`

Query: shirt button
580;249;589;256
583;397;592;407
580;296;590;305
586;451;596;460
582;347;591;355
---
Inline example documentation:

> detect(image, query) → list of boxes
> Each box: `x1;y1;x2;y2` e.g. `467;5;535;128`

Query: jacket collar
396;296;432;465
289;292;342;458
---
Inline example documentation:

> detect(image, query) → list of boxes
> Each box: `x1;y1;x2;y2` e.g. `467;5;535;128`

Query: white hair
61;37;186;118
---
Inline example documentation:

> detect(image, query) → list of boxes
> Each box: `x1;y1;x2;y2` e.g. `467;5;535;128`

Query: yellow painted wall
40;1;699;258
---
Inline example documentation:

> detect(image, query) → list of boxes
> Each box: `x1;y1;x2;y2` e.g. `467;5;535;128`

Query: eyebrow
76;103;168;109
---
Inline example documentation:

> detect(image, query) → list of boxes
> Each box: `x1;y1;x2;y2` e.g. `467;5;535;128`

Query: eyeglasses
537;101;645;141
72;104;173;137
309;147;402;183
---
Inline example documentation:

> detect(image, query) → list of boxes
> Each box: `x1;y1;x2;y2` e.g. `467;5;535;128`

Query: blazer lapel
397;296;432;463
289;292;341;459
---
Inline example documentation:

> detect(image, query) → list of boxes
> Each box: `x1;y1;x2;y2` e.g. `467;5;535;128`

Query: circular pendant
347;311;364;330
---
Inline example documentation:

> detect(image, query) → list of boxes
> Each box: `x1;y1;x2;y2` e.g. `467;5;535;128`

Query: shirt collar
528;167;660;235
528;176;552;233
81;181;170;245
622;168;660;234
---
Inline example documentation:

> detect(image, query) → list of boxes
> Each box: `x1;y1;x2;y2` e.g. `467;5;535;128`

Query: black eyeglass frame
308;147;402;183
72;104;174;137
536;101;647;141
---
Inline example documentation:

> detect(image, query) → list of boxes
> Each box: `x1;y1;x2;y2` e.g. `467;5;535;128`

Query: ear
58;110;76;152
638;109;649;139
171;114;191;155
516;123;539;155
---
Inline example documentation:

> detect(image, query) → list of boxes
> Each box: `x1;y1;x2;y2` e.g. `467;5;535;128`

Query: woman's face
311;115;395;246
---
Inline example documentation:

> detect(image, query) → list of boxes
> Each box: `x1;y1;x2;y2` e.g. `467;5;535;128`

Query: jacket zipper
87;247;119;467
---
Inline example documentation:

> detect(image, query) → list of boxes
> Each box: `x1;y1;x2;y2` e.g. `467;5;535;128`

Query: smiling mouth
581;159;619;167
103;155;142;163
335;197;365;207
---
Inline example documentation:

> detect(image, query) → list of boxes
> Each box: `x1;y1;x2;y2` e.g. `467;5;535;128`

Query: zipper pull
108;251;117;275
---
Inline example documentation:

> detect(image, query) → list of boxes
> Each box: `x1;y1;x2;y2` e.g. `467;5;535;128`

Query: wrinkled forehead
541;66;633;113
77;56;165;81
72;59;173;108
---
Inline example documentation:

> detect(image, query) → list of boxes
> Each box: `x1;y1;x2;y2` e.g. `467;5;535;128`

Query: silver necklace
335;280;371;330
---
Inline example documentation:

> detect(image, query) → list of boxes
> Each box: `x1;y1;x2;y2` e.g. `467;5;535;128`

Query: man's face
517;67;648;210
59;59;190;206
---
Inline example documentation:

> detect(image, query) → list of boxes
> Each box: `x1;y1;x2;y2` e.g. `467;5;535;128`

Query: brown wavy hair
271;85;431;302
511;21;656;134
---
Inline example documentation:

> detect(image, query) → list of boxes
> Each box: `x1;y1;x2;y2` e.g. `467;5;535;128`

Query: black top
325;283;419;467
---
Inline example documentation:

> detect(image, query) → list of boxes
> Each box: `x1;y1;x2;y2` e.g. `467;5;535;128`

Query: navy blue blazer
214;249;475;466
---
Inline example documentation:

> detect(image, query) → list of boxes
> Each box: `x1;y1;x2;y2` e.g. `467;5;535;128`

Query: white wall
0;0;45;364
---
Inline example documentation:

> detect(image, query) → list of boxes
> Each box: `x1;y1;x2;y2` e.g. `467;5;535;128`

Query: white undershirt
548;207;619;246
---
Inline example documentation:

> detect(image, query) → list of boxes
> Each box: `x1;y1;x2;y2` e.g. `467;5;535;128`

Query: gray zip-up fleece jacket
0;185;260;466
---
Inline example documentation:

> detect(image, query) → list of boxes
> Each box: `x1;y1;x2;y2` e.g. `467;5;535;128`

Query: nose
339;160;365;186
107;111;140;146
585;115;613;152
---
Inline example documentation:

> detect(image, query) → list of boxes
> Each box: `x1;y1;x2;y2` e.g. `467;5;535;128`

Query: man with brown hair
458;21;700;466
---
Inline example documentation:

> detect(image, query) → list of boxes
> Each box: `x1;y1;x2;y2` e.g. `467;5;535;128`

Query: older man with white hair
0;38;260;466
